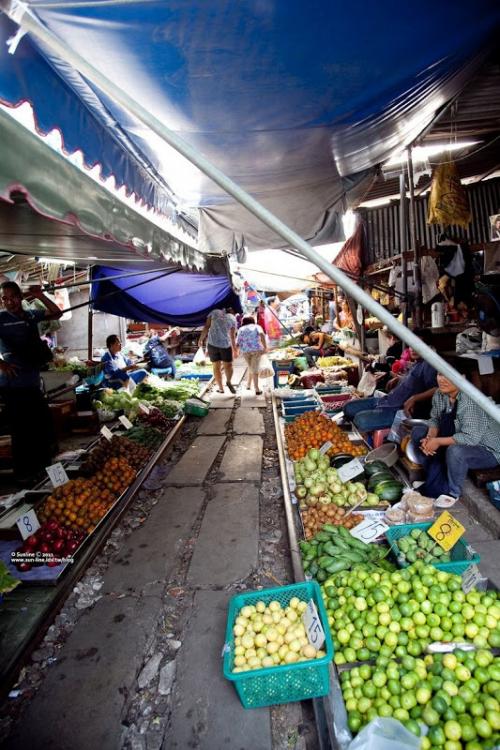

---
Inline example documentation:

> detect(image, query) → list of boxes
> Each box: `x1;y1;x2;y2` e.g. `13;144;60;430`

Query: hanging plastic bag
259;354;274;379
348;718;421;750
193;347;207;365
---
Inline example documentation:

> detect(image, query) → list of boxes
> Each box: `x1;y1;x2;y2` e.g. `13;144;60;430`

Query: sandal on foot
227;383;236;394
255;390;263;395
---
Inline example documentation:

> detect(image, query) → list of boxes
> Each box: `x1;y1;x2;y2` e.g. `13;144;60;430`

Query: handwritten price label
338;458;364;483
302;599;325;649
100;426;113;441
16;509;41;541
428;511;465;551
139;402;151;414
45;462;69;488
461;563;482;594
118;415;133;430
319;441;332;455
350;516;389;544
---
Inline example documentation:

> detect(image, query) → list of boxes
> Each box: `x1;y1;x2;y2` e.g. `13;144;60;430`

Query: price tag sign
100;425;113;441
461;563;482;594
45;462;69;488
331;412;344;423
302;599;325;649
319;441;332;455
139;402;151;414
350;516;389;544
428;511;465;552
119;415;133;430
16;509;41;541
338;458;364;483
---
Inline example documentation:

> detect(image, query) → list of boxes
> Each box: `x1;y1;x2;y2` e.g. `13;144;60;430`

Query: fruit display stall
266;389;500;750
0;376;210;694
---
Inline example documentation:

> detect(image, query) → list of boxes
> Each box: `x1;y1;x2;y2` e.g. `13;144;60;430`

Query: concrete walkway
2;371;305;750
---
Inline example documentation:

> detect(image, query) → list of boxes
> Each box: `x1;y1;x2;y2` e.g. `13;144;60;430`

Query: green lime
474;717;492;738
422;705;440;726
404;718;421;736
347;711;362;733
427;724;446;744
444;719;462;741
432;695;448;715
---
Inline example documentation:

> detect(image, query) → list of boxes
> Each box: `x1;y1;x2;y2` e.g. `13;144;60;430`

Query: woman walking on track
199;308;237;393
236;315;267;395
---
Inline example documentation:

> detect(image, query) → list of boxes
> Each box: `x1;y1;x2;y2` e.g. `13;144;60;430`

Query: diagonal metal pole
4;0;499;424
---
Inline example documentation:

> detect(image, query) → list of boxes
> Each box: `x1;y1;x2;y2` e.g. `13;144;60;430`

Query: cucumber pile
299;524;394;582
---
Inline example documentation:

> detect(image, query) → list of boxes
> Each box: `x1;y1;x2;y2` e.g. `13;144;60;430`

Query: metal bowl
402;418;430;431
364;442;398;467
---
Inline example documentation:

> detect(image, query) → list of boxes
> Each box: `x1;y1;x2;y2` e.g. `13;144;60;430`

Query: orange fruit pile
284;412;367;460
38;457;136;534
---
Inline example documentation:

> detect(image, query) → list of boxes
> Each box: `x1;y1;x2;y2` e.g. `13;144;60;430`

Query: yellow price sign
428;511;465;551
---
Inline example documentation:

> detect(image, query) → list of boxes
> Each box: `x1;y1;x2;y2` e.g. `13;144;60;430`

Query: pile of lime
321;561;500;665
341;649;500;748
397;528;451;565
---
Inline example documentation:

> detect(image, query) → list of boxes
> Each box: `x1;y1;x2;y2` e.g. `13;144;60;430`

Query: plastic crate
385;522;480;575
223;581;334;708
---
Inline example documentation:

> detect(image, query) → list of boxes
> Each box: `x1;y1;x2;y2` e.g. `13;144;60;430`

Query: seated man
301;327;338;366
102;334;149;389
343;329;437;432
143;328;178;378
410;373;500;499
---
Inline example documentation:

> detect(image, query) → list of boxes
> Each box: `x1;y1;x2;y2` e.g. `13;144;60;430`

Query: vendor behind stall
0;282;62;483
301;327;338;366
343;329;437;431
102;335;149;389
143;328;179;378
410;373;500;500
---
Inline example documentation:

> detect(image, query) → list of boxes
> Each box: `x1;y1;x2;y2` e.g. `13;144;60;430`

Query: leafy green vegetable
0;561;21;594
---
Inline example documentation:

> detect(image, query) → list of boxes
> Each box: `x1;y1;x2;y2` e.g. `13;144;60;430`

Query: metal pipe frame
5;3;500;425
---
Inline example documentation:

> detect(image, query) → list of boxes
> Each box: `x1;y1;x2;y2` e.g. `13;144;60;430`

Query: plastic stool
373;428;390;448
272;360;295;388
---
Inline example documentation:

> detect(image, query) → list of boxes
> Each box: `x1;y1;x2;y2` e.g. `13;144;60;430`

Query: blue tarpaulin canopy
0;1;499;254
90;265;241;327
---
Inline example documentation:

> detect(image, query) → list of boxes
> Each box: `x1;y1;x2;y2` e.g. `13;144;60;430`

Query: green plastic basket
223;581;333;708
385;522;480;575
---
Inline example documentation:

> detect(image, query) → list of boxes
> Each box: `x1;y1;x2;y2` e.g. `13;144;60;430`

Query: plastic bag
386;409;407;443
193;347;207;365
357;370;377;397
259;354;274;379
348;718;421;750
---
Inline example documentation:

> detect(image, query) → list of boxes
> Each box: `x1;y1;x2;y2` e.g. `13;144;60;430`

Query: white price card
319;441;332;455
100;425;113;441
119;415;133;430
16;509;41;541
139;402;151;414
338;458;364;483
331;412;344;423
302;599;325;650
462;563;482;593
350;516;389;544
45;462;69;488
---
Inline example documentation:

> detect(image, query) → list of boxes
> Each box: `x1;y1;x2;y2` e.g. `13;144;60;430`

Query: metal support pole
407;147;422;326
399;171;408;326
6;3;500;425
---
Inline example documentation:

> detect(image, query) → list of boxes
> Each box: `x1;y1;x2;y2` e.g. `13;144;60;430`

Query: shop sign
428;511;465;551
302;599;325;649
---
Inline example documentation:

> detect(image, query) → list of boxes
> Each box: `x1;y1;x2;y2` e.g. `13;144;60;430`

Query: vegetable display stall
0;376;210;695
271;390;500;749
